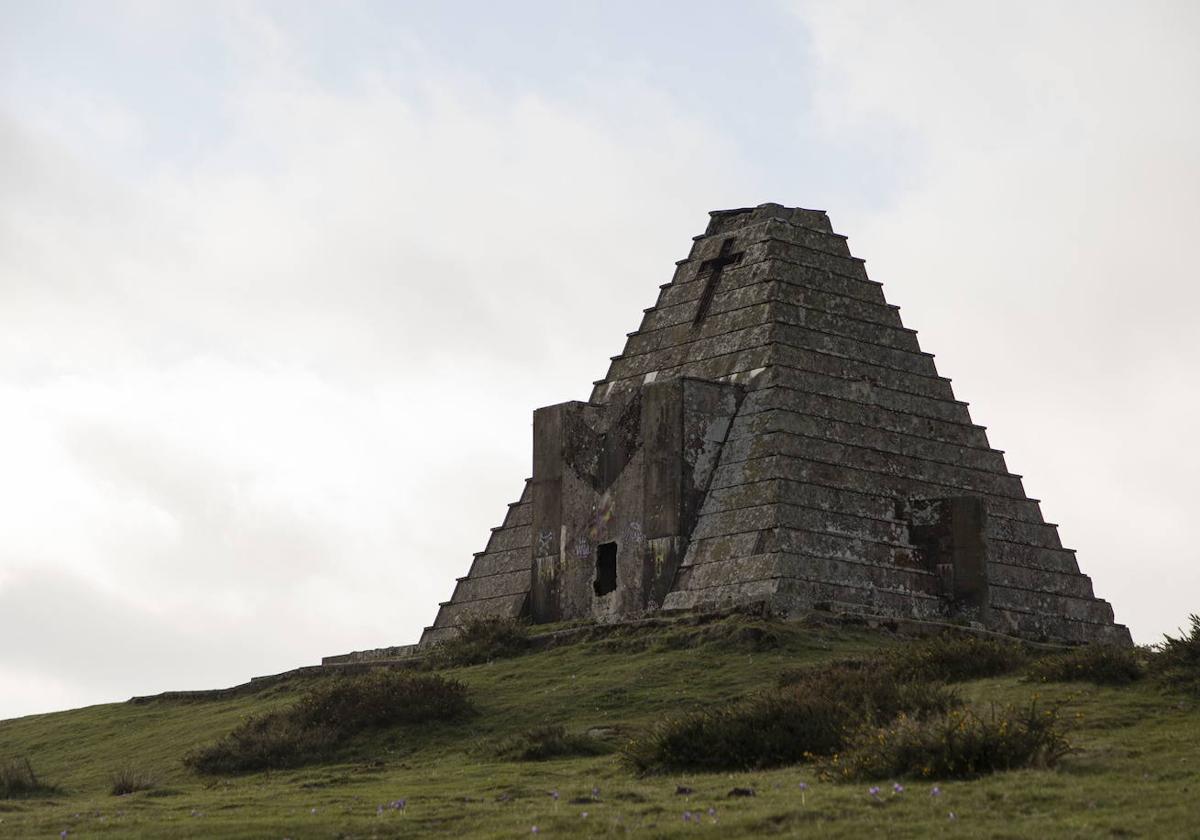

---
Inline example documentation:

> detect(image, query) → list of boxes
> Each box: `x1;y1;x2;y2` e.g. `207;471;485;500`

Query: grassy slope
1;618;1197;839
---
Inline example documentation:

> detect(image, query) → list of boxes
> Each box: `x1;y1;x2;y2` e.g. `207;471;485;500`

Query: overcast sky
2;1;1197;720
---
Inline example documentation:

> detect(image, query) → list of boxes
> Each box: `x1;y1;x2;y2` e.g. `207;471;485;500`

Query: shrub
624;659;960;774
493;726;612;761
882;634;1028;682
622;690;845;775
184;716;338;774
780;659;960;722
828;700;1072;780
109;766;158;796
184;671;472;774
1149;614;1200;695
0;758;58;799
1025;644;1143;686
293;669;471;731
428;617;530;667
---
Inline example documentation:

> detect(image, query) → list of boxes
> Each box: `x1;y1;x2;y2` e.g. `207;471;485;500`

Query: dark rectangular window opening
594;542;618;597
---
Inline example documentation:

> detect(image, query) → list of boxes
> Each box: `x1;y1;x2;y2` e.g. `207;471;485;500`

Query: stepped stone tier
421;203;1130;647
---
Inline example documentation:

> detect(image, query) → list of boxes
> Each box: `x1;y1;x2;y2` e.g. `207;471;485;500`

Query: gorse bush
0;758;58;799
492;726;612;762
779;659;961;722
185;721;298;776
828;700;1072;780
109;766;158;796
623;658;960;774
622;692;836;775
294;669;472;730
428;617;531;668
184;671;471;774
185;716;339;774
881;633;1028;682
1149;614;1200;695
626;633;1032;776
1025;644;1143;686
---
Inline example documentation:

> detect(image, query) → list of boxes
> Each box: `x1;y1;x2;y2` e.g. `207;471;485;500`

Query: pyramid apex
705;203;832;237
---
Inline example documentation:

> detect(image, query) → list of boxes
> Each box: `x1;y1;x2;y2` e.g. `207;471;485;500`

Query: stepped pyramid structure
421;204;1129;646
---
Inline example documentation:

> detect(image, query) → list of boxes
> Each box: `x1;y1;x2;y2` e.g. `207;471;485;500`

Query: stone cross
692;237;744;326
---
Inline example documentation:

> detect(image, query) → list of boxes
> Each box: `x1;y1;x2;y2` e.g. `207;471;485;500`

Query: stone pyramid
421;204;1129;646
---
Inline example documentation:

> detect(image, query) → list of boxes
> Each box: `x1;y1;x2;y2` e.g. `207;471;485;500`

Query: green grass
0;615;1197;838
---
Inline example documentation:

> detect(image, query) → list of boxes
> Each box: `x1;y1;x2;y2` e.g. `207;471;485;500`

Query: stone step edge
731;401;999;456
690;496;1054;544
701;475;1045;527
607;314;940;377
598;357;968;413
710;450;1032;505
642;277;916;339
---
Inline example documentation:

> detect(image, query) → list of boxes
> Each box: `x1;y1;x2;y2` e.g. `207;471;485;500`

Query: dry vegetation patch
622;658;960;774
827;700;1072;780
1026;644;1145;686
0;758;58;799
426;617;531;668
184;670;471;774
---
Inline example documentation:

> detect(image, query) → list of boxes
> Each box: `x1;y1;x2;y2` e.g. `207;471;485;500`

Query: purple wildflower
893;783;905;794
61;833;68;839
868;786;881;798
531;827;539;835
683;810;693;822
551;790;559;801
581;811;589;819
798;782;808;791
931;786;942;797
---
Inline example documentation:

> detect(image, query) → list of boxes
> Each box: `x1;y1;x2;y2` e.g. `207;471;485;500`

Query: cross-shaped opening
692;237;744;327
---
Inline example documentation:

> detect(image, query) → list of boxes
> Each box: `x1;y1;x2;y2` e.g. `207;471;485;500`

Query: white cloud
0;9;747;718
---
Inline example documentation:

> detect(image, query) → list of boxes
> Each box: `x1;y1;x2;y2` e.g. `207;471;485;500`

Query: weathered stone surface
738;387;990;449
529;378;743;623
725;408;1007;471
762;367;975;425
421;203;1130;647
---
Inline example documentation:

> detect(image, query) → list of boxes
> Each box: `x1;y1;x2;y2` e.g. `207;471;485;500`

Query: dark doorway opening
594;542;618;596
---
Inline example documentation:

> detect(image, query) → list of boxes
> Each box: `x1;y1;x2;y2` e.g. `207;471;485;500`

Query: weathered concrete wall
529;379;742;624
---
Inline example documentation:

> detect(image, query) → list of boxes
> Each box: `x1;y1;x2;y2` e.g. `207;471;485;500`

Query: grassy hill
1;614;1197;838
